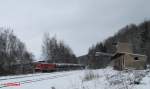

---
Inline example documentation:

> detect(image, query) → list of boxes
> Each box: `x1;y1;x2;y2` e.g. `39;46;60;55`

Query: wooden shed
111;42;147;70
112;52;147;70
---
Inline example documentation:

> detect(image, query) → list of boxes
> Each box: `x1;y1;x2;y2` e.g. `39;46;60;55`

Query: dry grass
82;70;100;81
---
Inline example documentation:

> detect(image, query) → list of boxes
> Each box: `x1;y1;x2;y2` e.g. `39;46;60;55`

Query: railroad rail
0;72;73;88
0;73;55;81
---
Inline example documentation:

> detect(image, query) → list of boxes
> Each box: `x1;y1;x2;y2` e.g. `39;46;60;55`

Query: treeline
42;33;77;63
80;21;150;69
0;28;33;75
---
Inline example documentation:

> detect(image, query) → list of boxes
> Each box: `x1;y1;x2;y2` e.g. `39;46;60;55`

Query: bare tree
0;28;33;75
42;33;77;63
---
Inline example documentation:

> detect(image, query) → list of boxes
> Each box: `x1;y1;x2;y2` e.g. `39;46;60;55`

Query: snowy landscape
1;0;150;89
0;67;150;89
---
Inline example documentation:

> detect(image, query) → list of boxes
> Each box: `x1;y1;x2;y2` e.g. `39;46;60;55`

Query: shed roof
111;52;147;60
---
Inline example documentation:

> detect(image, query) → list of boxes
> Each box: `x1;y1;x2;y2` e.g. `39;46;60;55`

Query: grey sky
0;0;150;59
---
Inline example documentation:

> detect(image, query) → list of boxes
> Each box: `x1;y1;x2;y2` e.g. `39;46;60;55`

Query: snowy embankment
134;70;150;89
0;67;150;89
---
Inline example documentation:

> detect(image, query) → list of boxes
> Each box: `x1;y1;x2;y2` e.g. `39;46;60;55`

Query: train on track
9;61;85;74
34;61;85;72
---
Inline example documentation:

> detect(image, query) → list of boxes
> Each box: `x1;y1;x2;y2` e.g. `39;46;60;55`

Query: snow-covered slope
0;70;84;89
134;71;150;89
0;67;150;89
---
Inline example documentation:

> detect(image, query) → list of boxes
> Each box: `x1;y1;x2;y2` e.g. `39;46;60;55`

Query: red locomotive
35;62;56;72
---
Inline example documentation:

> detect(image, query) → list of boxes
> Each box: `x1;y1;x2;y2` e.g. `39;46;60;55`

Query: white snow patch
0;67;150;89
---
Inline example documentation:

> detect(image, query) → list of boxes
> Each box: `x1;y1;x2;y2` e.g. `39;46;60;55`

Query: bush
82;70;99;81
104;69;147;89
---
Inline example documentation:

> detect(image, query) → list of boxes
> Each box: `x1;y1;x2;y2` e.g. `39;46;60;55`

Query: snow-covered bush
69;67;149;89
104;69;147;89
82;70;100;81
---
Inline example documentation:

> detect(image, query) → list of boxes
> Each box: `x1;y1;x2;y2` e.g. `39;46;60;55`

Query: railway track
0;73;54;81
0;72;73;88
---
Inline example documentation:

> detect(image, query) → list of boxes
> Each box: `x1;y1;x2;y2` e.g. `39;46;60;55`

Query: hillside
81;21;150;68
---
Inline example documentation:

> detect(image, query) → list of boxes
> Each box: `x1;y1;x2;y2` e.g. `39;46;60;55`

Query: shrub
82;70;99;81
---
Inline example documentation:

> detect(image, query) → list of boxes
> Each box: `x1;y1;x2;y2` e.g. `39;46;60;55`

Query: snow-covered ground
134;70;150;89
0;67;150;89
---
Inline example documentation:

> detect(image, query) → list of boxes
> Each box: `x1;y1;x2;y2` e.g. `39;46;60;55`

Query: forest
80;21;150;69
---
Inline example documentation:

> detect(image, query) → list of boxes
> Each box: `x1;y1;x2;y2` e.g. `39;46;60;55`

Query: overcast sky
0;0;150;59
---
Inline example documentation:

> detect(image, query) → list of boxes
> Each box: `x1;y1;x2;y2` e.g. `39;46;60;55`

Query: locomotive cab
34;62;56;72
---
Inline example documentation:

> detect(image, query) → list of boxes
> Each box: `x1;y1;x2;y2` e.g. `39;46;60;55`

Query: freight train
34;61;85;72
9;61;85;74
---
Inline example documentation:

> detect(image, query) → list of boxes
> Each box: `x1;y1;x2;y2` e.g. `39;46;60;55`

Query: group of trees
42;33;77;63
0;28;77;75
87;43;109;68
80;21;150;69
0;28;33;75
